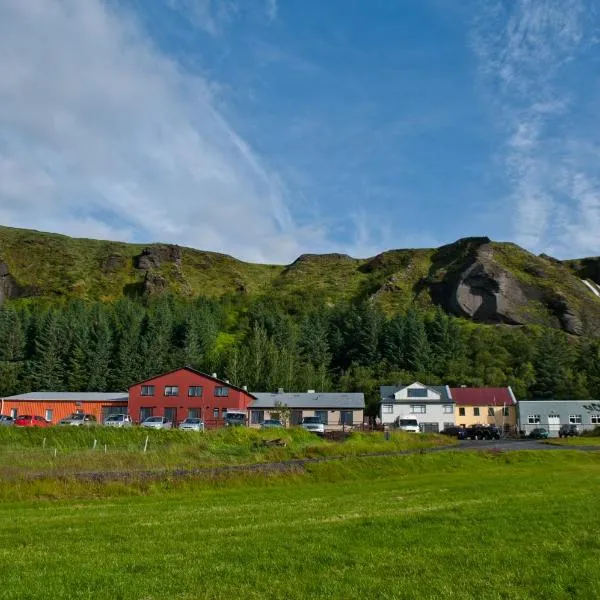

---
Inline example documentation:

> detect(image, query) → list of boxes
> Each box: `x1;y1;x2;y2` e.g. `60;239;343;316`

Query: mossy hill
2;225;600;335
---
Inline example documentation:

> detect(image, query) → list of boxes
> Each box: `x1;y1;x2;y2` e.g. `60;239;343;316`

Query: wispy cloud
472;0;600;257
0;0;331;263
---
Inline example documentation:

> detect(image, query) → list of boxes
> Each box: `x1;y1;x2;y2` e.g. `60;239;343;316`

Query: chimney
242;385;248;391
277;387;284;394
212;373;217;379
225;379;230;384
307;389;315;394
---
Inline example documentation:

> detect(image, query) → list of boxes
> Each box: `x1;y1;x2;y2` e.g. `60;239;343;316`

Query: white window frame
569;415;582;424
164;386;179;397
410;404;426;414
528;415;540;424
45;409;53;422
488;407;495;417
141;385;155;397
591;414;600;424
382;404;393;414
443;405;453;414
10;408;17;419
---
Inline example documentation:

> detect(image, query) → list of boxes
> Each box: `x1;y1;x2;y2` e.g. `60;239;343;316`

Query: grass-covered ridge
3;224;600;326
1;451;599;599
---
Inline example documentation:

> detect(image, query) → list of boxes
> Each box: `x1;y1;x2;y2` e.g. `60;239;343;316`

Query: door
547;415;560;436
164;407;178;426
290;410;303;426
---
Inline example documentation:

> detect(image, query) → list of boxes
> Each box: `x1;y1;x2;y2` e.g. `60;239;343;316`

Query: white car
301;416;325;435
104;414;133;427
140;416;172;430
178;418;205;432
396;418;420;433
59;413;97;426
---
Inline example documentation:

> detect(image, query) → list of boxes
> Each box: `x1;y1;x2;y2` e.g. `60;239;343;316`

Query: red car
14;415;51;428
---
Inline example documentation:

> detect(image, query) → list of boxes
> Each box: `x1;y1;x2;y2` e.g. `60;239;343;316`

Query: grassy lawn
545;437;600;447
1;451;599;599
0;427;455;477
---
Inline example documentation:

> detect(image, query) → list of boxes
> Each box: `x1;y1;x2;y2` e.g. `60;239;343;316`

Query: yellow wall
455;405;517;428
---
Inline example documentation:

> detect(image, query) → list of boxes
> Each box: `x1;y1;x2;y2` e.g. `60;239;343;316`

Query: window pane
213;408;219;418
473;408;480;416
188;408;200;419
340;410;353;425
188;386;203;397
382;404;393;414
315;410;328;425
488;407;495;416
459;408;465;416
45;409;53;422
251;410;264;424
141;385;155;396
443;405;453;414
407;388;428;398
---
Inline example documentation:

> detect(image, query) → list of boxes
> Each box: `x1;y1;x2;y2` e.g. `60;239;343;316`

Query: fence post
384;425;390;441
104;444;107;454
54;448;57;458
93;439;97;450
42;437;46;449
143;435;149;453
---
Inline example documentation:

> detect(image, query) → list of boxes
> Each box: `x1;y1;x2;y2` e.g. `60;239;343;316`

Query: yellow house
451;386;518;431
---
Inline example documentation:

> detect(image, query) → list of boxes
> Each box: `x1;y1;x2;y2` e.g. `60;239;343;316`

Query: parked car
59;413;97;426
14;415;51;428
104;414;133;428
140;416;172;430
261;419;283;429
395;418;420;433
463;425;501;440
178;418;205;432
0;415;14;426
301;416;325;435
528;428;549;439
440;425;464;437
223;411;247;427
559;424;580;438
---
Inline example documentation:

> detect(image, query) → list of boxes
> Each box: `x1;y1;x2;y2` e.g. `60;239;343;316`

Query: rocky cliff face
426;238;592;335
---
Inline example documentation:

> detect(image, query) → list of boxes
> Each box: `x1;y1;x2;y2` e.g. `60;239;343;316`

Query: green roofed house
249;389;365;430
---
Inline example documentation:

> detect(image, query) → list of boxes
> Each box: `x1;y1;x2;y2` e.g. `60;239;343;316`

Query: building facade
518;399;600;437
249;391;365;430
451;387;517;431
379;382;454;432
128;367;256;428
0;392;128;424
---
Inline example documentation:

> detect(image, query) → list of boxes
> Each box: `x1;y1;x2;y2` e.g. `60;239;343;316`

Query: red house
128;367;256;428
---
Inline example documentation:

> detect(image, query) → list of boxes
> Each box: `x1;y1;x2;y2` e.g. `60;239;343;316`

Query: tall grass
0;427;456;477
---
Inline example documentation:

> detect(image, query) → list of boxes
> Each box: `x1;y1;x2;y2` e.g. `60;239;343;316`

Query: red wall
128;368;255;428
0;401;127;424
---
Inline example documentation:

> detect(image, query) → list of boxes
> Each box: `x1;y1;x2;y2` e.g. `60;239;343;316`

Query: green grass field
1;451;599;599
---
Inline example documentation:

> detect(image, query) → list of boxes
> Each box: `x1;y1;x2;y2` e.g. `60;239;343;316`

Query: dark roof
379;384;452;403
130;366;256;398
250;392;365;410
2;392;128;402
450;387;516;406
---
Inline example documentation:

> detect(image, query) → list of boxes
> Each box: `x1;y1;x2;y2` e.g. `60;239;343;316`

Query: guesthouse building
128;367;256;428
451;386;517;431
379;382;454;432
249;390;365;430
518;399;600;437
0;392;128;424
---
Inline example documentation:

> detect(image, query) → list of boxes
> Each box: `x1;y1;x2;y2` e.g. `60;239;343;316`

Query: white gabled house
379;382;455;433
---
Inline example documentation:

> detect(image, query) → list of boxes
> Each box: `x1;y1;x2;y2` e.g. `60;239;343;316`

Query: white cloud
0;0;321;263
265;0;278;22
472;0;600;257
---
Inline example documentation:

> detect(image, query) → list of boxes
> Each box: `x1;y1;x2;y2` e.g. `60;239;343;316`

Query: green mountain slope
1;225;600;335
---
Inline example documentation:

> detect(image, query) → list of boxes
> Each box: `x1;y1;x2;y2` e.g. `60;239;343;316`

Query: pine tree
403;308;431;373
31;310;65;391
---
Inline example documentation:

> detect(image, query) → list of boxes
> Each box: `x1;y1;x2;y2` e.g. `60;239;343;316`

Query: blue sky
0;1;599;262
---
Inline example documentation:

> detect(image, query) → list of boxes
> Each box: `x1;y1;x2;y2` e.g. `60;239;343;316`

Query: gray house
379;382;454;433
518;399;600;437
249;390;365;430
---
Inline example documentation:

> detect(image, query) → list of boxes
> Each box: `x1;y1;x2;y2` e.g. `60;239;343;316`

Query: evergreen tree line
1;295;600;411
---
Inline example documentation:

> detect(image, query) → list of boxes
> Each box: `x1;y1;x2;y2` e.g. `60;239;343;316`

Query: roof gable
130;366;256;398
380;383;452;403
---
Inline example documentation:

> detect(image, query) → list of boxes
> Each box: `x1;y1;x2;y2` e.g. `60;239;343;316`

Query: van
396;418;420;433
223;410;247;427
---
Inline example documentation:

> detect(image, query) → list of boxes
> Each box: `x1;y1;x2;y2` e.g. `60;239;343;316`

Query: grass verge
1;451;599;599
